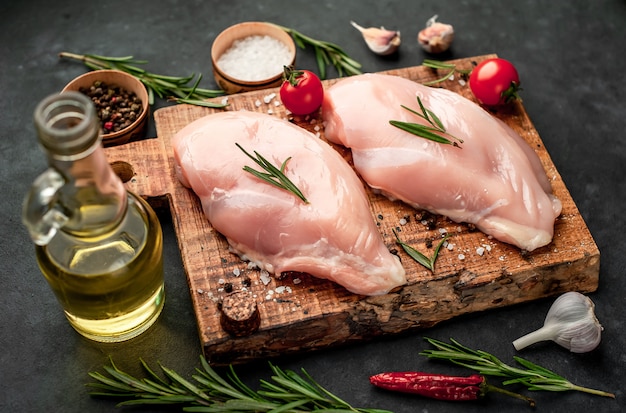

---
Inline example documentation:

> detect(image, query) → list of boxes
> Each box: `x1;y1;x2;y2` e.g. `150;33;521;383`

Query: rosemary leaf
389;121;455;145
267;398;310;412
392;229;449;271
422;59;472;86
87;356;391;412
104;364;158;394
237;143;308;204
270;375;326;402
87;371;136;393
172;98;229;108
118;395;199;406
271;24;362;79
161;364;212;402
420;338;616;399
390;96;463;147
59;51;226;106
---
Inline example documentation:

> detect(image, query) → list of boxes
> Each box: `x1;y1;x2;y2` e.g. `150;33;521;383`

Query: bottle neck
23;92;127;244
47;139;127;237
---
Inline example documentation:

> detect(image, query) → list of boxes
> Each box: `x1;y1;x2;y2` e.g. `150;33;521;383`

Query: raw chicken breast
321;73;562;251
173;111;406;296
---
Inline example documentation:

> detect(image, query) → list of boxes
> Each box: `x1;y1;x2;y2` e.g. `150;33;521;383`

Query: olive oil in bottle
23;92;164;342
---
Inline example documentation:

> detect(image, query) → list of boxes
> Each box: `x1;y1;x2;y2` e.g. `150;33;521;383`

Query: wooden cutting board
104;55;599;364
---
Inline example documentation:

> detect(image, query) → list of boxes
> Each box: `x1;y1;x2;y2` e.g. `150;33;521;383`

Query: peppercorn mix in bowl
211;22;296;94
62;69;149;146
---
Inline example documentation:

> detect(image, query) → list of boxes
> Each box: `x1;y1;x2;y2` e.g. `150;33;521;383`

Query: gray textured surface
1;1;624;411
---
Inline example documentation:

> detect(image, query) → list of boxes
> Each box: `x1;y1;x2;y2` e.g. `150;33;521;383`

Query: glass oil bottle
22;91;165;342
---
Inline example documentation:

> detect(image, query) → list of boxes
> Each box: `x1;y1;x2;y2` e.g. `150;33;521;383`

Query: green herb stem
236;143;308;204
393;229;449;271
87;356;391;413
59;51;227;107
390;96;463;147
420;338;616;399
271;24;362;80
421;59;472;86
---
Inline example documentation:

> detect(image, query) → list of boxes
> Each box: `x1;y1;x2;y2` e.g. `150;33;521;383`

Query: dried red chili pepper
369;372;535;407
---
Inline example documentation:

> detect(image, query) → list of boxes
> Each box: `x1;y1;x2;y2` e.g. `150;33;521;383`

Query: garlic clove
417;15;454;54
552;314;603;353
351;21;401;56
513;292;604;353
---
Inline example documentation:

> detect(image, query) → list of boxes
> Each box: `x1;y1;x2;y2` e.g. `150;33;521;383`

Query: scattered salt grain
458;79;466;86
197;288;204;294
233;268;241;276
476;247;485;256
399;218;408;226
217;35;292;81
458;253;466;260
263;92;276;104
293;278;302;285
255;99;262;107
260;270;271;286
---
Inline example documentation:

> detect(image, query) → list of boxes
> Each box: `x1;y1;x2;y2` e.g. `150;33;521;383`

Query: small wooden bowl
211;22;296;95
62;70;149;146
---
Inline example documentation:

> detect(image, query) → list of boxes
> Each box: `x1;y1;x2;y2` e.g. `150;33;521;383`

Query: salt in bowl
211;22;296;95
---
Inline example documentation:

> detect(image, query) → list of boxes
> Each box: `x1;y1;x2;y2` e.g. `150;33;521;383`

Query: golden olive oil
35;193;164;342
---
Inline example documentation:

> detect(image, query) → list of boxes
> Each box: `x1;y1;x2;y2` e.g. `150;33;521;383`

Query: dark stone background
1;1;624;411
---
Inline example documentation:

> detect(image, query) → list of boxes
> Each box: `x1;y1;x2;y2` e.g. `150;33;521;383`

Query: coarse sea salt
217;35;292;81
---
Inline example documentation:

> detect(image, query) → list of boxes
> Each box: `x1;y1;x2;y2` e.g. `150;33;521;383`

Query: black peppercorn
78;81;143;135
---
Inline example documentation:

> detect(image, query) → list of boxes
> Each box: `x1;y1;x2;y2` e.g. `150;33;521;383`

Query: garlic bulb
417;15;454;54
513;292;603;353
350;21;401;56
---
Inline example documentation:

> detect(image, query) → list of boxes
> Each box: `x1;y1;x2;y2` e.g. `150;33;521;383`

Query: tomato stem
283;65;304;87
501;81;523;103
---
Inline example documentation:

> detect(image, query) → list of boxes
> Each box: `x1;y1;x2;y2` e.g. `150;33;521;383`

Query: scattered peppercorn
79;80;143;135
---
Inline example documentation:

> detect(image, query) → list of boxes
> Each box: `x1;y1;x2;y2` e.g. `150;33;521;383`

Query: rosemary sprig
272;24;362;80
88;356;390;412
393;229;449;271
420;337;616;399
390;96;463;147
236;143;308;204
421;59;472;86
59;52;227;107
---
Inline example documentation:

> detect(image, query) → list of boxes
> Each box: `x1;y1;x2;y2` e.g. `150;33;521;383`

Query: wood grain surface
104;55;600;364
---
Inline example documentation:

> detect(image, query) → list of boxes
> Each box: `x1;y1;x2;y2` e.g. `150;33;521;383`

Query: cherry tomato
468;58;521;106
279;67;324;115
